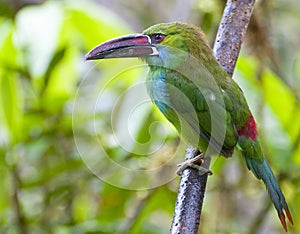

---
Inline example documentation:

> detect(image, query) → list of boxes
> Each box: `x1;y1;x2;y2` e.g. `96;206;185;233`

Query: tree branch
213;0;256;76
170;0;256;233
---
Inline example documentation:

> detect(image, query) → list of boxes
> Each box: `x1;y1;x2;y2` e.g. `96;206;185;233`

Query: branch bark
170;0;256;233
213;0;256;76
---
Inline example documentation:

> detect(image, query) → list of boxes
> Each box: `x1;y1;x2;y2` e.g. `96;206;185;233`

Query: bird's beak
85;34;158;60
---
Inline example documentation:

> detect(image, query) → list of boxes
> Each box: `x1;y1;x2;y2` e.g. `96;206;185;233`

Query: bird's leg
176;152;213;176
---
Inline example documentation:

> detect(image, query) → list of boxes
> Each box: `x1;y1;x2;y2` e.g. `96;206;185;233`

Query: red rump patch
237;115;258;141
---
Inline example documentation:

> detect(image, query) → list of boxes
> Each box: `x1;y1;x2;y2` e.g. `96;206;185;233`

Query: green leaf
42;46;67;91
0;30;23;145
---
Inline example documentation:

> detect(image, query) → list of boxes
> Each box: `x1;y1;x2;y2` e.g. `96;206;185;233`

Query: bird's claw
176;153;213;176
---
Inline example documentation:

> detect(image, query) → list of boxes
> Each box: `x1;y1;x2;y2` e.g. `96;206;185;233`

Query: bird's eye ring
150;34;166;44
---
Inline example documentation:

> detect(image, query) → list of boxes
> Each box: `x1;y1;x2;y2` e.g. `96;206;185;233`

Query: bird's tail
244;156;293;232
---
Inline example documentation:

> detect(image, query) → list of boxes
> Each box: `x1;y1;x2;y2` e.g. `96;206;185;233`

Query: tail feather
244;157;293;232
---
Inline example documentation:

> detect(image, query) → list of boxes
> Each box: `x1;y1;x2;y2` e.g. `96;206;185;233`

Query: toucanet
85;22;293;231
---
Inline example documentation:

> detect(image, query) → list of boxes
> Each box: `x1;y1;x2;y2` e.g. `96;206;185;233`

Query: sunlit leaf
15;1;63;78
0;30;23;145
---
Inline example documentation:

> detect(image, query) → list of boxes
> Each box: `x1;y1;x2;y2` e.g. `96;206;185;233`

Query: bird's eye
150;34;166;44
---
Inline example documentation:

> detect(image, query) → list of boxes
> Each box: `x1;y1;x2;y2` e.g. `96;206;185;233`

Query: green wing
152;72;238;156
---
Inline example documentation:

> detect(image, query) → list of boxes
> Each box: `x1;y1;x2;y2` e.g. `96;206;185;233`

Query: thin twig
248;199;272;234
12;167;29;234
122;189;156;234
170;0;256;233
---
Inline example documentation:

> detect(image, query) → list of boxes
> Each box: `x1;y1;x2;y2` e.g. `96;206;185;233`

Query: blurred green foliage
0;0;299;233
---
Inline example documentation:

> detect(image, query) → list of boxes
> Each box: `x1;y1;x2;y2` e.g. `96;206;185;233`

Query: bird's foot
176;153;213;176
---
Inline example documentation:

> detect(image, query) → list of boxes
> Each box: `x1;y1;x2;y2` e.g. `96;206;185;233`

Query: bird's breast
146;70;171;111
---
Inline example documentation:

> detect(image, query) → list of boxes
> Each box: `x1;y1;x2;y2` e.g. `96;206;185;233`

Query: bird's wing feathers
168;76;238;155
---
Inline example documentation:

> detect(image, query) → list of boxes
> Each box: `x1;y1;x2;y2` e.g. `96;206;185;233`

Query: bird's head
85;22;211;67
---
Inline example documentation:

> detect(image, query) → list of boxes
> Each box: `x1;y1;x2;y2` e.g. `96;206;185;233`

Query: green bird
85;22;293;231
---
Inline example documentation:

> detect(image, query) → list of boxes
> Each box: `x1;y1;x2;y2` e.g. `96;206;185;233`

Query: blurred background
0;0;299;233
